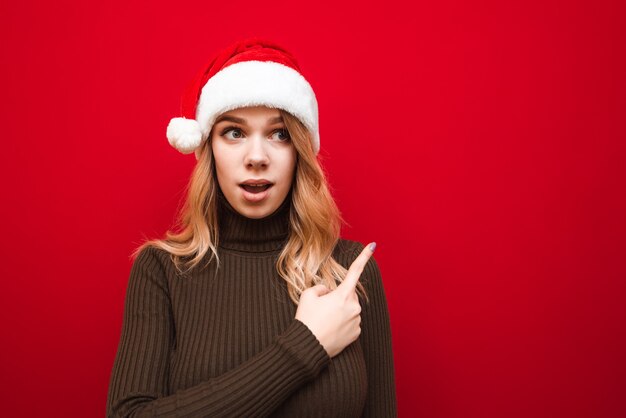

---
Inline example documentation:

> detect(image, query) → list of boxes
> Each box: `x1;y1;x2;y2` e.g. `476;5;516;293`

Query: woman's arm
106;247;331;418
353;242;398;417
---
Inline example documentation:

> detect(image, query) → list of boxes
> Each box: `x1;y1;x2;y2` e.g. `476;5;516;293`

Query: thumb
305;284;331;298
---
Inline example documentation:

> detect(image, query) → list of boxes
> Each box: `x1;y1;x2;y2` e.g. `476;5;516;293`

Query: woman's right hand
295;242;376;358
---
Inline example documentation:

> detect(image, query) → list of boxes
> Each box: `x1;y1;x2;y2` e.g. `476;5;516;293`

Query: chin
236;194;279;214
241;204;278;219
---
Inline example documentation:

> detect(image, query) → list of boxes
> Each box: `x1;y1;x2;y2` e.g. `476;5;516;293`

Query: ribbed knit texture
106;189;397;417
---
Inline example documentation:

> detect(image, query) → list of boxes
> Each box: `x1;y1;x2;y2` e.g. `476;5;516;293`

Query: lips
239;183;273;202
240;184;272;193
240;179;273;186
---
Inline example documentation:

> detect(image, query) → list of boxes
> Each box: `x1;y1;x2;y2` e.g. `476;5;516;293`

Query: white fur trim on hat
166;117;203;154
195;60;320;156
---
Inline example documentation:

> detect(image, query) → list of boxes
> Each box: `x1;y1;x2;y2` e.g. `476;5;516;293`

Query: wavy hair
132;109;369;305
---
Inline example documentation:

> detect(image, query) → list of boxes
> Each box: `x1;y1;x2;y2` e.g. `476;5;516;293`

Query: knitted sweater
106;189;397;417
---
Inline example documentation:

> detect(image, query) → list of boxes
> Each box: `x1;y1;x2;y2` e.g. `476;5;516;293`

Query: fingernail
369;242;377;252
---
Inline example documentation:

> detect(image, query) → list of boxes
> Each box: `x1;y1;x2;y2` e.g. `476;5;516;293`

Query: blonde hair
132;109;369;305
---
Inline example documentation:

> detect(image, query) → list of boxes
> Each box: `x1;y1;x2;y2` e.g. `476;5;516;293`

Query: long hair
132;109;369;305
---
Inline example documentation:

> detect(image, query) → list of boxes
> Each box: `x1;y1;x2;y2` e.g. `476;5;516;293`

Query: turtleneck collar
216;186;291;253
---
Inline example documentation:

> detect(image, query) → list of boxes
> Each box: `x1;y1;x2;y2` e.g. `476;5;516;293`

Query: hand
295;242;376;358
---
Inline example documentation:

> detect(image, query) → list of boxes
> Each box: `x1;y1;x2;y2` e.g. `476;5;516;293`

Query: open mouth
240;184;273;194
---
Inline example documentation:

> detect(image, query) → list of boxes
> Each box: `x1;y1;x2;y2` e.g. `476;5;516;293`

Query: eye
271;129;291;142
221;127;243;140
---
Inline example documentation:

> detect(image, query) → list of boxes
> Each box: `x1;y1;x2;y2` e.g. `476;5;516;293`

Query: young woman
106;38;397;417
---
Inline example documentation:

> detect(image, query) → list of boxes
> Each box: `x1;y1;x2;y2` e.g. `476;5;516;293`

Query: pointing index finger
338;242;377;295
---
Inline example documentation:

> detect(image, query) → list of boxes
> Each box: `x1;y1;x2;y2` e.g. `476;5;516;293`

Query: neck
216;187;291;253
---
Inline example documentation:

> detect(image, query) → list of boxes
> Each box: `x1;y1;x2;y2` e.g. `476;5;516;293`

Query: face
211;106;297;219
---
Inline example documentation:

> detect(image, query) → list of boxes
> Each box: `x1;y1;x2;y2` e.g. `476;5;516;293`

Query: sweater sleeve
353;243;399;417
106;247;331;418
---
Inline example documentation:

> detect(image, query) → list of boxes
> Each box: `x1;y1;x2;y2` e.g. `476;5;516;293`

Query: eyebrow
214;115;284;125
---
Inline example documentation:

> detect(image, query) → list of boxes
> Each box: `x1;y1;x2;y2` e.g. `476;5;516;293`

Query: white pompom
166;117;203;154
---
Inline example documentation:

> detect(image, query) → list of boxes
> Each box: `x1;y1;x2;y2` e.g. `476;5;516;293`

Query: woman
106;37;397;417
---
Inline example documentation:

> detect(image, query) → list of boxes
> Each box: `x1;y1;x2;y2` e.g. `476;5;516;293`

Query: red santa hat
166;37;320;160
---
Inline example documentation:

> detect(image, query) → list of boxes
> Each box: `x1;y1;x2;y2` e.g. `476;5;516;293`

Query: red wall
1;0;624;417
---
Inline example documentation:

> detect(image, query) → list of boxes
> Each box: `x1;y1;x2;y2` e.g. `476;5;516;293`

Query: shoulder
134;245;168;268
333;238;361;265
333;238;365;257
130;245;178;283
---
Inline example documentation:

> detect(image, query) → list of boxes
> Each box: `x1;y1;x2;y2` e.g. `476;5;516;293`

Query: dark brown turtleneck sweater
106;189;397;417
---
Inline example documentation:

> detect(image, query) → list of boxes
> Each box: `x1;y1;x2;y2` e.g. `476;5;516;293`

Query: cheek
212;153;232;184
280;163;297;189
212;142;233;170
281;147;297;170
278;156;296;176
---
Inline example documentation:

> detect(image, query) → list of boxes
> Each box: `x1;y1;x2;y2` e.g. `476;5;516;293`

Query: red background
1;0;624;417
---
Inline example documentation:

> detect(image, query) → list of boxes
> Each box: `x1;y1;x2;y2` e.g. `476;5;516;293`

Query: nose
243;133;270;168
